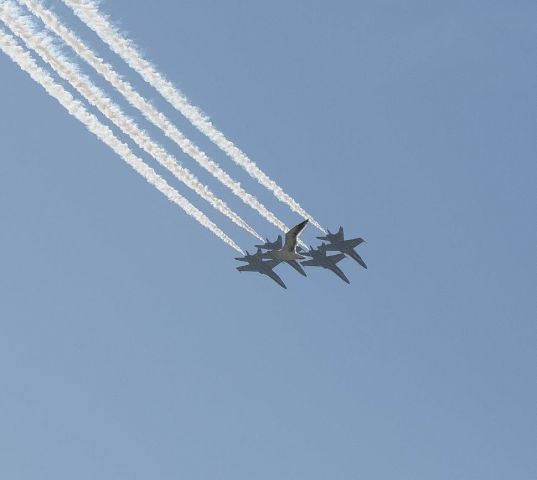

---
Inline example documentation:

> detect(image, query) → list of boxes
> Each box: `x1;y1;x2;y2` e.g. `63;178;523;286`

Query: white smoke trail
1;2;262;240
21;0;293;238
61;0;326;233
0;27;243;253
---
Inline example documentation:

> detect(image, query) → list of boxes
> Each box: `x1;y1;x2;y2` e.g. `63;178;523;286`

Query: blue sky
0;1;534;478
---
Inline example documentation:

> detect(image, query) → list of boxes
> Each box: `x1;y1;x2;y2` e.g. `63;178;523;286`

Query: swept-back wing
347;250;367;268
237;264;256;272
286;260;307;276
331;253;346;264
301;258;320;267
266;270;287;289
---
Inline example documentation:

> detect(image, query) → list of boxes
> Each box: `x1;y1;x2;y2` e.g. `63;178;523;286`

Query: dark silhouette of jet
300;244;350;283
317;226;367;269
255;235;282;251
235;249;287;289
257;234;307;277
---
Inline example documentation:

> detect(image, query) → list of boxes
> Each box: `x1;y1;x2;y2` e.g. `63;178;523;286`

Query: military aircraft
257;235;307;277
235;249;287;289
300;244;350;283
262;220;309;262
255;235;282;251
317;226;367;269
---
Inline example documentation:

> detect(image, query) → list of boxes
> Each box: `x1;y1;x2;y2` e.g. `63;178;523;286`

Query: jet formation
235;220;367;288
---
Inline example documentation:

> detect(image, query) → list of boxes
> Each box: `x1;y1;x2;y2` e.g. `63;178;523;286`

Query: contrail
20;0;293;238
61;0;326;233
1;2;262;241
0;27;243;253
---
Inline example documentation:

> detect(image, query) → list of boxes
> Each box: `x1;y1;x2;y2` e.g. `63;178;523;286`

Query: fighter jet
317;226;367;269
235;249;287;289
263;220;309;263
257;234;307;277
300;244;350;283
255;235;282;251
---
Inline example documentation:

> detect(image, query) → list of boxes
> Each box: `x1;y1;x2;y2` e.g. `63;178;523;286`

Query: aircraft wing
330;253;346;264
237;264;258;272
347;250;367;269
329;264;350;284
286;260;307;277
321;243;342;254
266;269;287;289
263;259;282;269
300;258;321;267
347;237;365;248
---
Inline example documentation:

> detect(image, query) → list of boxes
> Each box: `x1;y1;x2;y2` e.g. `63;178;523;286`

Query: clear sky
0;1;534;479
